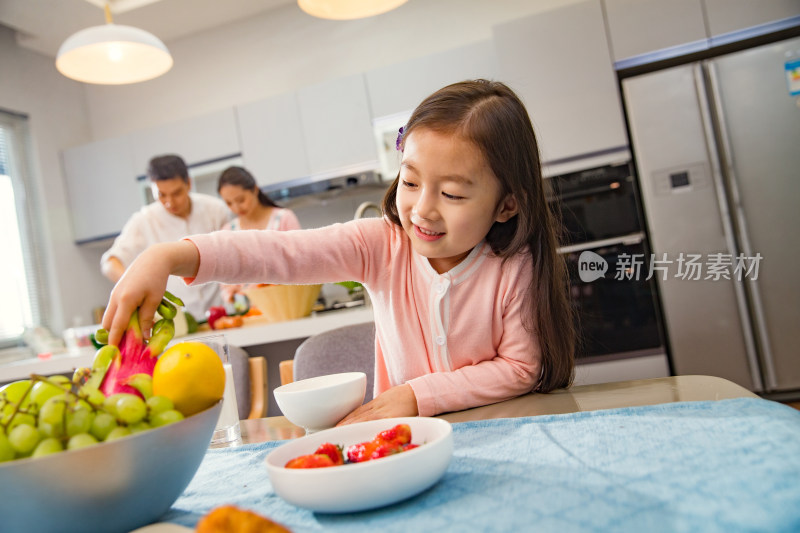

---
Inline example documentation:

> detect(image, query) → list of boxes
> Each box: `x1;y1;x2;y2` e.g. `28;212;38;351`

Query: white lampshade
56;23;173;85
298;0;408;20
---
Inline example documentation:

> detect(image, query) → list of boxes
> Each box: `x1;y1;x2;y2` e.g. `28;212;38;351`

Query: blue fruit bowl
0;400;221;533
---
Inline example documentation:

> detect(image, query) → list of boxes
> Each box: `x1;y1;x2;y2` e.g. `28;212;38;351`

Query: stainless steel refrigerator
622;36;800;396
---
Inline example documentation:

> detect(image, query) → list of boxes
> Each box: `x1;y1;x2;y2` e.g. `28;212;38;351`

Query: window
0;110;50;347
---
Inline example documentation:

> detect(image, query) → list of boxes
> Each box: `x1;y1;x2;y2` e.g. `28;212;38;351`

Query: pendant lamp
298;0;408;20
56;4;172;85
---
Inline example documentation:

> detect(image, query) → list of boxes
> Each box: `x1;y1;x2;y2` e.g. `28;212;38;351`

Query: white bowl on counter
273;372;366;433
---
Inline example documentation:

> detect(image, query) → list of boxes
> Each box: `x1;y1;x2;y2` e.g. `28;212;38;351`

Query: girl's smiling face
396;128;518;274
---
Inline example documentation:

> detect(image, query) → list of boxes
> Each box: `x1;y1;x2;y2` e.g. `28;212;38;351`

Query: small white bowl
273;372;367;433
265;417;453;513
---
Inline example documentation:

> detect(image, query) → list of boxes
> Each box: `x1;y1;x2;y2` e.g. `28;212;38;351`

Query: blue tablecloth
163;398;800;532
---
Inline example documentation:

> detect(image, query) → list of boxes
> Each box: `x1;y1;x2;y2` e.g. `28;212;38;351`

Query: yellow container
243;284;322;323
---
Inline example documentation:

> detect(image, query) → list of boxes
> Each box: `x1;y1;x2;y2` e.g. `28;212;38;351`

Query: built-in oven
546;156;670;384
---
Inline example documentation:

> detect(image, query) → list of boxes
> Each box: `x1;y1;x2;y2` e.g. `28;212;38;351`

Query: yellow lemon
153;342;225;416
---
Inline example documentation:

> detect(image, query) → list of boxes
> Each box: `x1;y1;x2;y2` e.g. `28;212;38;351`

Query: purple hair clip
395;126;405;151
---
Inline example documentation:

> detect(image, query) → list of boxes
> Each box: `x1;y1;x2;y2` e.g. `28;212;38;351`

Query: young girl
216;166;301;303
103;79;575;423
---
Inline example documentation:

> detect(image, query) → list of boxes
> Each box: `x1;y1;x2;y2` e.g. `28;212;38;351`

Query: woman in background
217;166;301;303
217;166;301;232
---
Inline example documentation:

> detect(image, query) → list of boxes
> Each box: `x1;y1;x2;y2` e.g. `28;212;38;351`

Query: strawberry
284;453;335;469
402;443;419;451
315;442;344;465
377;423;412;445
370;440;404;459
346;440;379;463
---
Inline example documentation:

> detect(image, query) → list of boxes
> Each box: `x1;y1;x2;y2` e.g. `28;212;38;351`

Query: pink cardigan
186;218;541;416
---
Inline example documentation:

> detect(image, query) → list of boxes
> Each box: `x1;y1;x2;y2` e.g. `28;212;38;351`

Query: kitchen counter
0;307;374;383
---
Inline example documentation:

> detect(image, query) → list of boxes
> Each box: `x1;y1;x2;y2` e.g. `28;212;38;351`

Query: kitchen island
0;307;375;387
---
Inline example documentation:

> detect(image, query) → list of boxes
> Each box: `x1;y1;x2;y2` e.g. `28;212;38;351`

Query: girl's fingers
137;294;162;341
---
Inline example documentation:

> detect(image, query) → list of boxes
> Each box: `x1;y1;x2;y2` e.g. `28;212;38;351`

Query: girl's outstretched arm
335;384;419;425
102;240;200;346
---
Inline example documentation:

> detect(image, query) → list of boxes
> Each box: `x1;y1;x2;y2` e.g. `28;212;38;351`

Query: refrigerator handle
696;63;771;392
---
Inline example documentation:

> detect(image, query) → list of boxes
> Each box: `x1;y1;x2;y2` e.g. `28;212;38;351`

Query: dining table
158;375;800;532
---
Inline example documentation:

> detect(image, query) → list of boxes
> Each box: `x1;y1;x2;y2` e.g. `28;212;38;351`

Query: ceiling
0;0;295;58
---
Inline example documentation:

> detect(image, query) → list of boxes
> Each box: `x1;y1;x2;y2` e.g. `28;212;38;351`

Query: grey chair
281;322;376;402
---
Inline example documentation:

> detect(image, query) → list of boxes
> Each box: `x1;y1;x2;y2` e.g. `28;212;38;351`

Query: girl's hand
335;384;419;426
102;241;200;346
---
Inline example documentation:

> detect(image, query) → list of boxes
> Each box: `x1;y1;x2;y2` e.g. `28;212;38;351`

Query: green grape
105;427;131;441
39;396;67;426
102;393;128;417
0;432;15;462
66;406;95;437
1;380;33;425
150;409;184;428
67;433;99;450
90;412;118;441
29;377;70;408
32;437;63;458
128;421;151;434
146;395;174;417
6;412;36;431
8;424;40;455
79;386;106;407
0;380;33;407
115;394;146;425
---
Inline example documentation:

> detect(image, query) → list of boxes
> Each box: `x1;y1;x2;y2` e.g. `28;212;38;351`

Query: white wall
81;0;579;140
0;24;115;334
2;0;583;336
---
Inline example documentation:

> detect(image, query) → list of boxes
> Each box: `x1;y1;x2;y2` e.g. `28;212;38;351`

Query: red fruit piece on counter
205;306;227;330
377;423;412;445
315;442;344;465
285;453;336;469
346;441;379;463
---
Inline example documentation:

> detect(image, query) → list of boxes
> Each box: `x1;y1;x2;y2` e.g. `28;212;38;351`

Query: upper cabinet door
236;92;310;187
365;40;498;119
62;136;140;243
604;0;707;62
297;73;377;175
129;109;241;174
703;0;800;38
493;0;628;163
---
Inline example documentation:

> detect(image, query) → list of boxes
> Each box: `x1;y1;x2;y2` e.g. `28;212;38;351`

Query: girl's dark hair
382;79;575;393
217;166;279;208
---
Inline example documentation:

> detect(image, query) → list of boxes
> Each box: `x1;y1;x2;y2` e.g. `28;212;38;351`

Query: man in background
101;154;230;319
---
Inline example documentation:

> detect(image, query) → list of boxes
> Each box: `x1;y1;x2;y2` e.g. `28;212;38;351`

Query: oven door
561;234;665;360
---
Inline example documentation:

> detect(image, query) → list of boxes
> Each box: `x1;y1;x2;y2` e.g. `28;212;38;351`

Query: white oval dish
265;417;453;513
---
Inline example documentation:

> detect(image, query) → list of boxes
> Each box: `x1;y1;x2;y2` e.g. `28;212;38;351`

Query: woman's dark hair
217;166;279;208
148;154;189;183
382;79;575;393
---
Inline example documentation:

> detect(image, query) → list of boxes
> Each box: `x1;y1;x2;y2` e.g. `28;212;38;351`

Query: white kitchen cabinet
61;136;141;244
236;91;309;187
129;108;241;174
604;0;800;63
493;0;628;163
297;73;377;175
603;0;707;62
704;0;800;38
365;40;498;119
